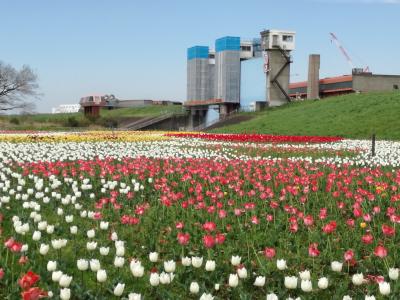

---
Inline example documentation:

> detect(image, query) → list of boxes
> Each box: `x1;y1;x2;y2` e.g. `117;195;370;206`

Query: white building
52;104;81;114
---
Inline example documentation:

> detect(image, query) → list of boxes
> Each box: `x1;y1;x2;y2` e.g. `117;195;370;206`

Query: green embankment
212;92;400;140
0;105;183;130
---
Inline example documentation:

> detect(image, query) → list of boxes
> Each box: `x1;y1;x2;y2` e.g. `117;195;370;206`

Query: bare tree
0;61;40;111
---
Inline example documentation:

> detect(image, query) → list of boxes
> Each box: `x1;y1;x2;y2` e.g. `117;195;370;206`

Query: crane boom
329;32;354;69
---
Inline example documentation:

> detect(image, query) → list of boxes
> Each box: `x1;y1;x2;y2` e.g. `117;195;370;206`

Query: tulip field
2;131;400;300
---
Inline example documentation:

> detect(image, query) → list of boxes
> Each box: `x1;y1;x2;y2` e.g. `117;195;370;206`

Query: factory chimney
307;54;320;99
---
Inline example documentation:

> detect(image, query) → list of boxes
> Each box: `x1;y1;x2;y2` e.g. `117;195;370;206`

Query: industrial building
290;70;400;99
79;95;181;117
52;104;80;114
185;30;297;128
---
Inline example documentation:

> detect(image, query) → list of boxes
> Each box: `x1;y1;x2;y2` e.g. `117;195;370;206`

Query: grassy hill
0;105;183;131
211;92;400;140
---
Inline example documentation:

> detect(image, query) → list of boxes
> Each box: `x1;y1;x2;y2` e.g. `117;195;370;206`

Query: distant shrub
65;117;79;127
99;117;119;128
9;117;20;125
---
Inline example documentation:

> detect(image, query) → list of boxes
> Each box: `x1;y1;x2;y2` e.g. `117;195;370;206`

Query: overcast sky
1;0;399;112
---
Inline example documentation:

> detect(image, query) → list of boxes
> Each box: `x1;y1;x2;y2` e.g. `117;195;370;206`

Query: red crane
329;32;369;73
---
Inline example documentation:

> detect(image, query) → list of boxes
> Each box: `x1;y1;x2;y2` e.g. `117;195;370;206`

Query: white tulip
38;221;47;231
128;293;141;300
379;281;391;295
87;229;95;238
229;273;239;287
52;271;63;282
116;246;125;257
111;232;118;241
86;241;97;251
389;268;399;280
100;221;109;230
77;259;89;271
299;270;311;280
96;269;107;282
181;256;191;266
60;288;71;300
46;225;55;234
99;247;109;256
318;277;329;289
190;281;200;294
199;293;214;300
253;276;265;287
59;274;73;287
301;279;312;292
90;259;101;272
40;243;49;255
284;276;298;289
266;293;278;300
331;261;343;272
113;283;125;297
231;255;241;266
192;256;203;268
32;231;41;241
149;252;158;262
159;272;173;284
277;259;287;270
164;260;176;273
205;260;216;271
149;272;160;286
237;266;247;279
47;260;57;272
114;256;125;268
352;273;364;286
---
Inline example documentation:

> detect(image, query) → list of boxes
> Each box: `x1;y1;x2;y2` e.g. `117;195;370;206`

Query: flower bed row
166;133;343;144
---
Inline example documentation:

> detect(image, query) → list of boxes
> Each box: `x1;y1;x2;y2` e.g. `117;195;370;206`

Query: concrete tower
215;36;241;116
187;46;211;102
260;29;296;106
307;54;320;99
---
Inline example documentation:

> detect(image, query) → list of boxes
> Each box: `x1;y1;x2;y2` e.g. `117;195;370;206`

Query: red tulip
303;215;314;227
177;232;190;245
308;243;320;257
202;235;215;248
322;221;337;234
175;222;184;229
344;249;354;261
215;233;225;245
202;222;216;232
374;245;388;258
21;287;47;300
361;233;374;244
382;224;395;237
264;247;276;259
18;271;40;290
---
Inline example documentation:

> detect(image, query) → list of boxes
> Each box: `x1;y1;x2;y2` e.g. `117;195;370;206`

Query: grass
211;91;400;140
0;105;184;130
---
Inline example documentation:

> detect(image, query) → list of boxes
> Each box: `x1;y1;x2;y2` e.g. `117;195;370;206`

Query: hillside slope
211;92;400;140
